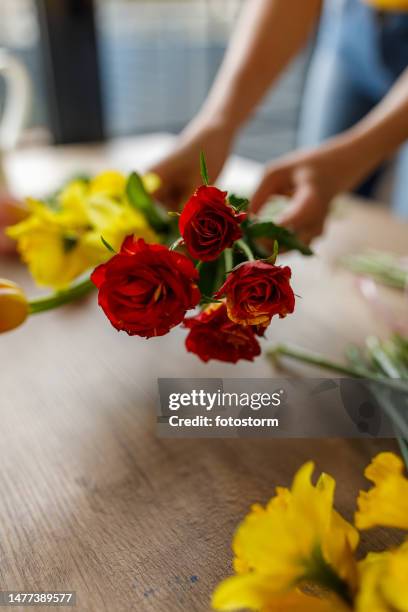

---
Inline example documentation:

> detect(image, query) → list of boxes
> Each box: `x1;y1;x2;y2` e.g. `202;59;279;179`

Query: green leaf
245;221;313;256
197;259;222;296
101;235;116;253
200;295;222;305
200;151;210;185
228;194;249;212
265;239;279;264
126;172;169;233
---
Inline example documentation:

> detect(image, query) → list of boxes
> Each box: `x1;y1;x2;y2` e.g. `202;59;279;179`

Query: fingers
276;181;318;232
147;165;188;211
296;222;324;246
251;162;328;242
250;166;288;214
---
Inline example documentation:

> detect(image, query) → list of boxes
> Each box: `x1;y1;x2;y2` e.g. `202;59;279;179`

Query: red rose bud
91;237;201;338
215;260;295;327
184;302;261;363
179;185;245;262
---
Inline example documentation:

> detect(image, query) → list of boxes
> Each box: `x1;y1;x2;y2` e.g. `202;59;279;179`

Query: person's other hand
250;143;360;244
0;192;26;255
149;121;235;209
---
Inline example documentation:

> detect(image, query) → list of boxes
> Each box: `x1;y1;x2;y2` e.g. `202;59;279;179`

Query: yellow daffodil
213;576;348;612
7;199;94;289
356;541;408;612
355;452;408;530
7;172;158;289
0;278;29;333
88;170;160;198
212;462;359;611
89;170;126;199
143;172;162;195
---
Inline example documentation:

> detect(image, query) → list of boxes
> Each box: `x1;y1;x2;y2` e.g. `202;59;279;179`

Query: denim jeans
298;0;408;217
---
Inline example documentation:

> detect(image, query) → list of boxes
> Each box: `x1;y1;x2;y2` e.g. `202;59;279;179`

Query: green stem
224;248;233;273
375;389;408;445
367;336;408;380
396;433;408;469
269;344;408;393
169;237;184;251
302;546;353;607
29;278;94;315
236;239;255;262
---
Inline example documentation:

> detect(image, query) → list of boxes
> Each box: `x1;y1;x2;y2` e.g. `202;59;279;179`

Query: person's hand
149;121;235;209
0;192;26;255
250;140;364;244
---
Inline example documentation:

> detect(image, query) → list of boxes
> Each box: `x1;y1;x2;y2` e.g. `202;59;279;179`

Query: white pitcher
0;48;31;189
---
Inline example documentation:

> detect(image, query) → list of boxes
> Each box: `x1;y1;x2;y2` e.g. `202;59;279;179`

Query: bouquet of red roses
1;155;311;361
90;155;311;364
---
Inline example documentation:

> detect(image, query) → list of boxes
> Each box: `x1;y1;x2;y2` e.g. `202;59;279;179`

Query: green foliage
228;194;249;212
101;236;116;254
126;172;169;233
244;221;313;256
200;151;210;185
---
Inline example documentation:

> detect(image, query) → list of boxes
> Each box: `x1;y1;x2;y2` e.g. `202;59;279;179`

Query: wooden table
0;135;406;611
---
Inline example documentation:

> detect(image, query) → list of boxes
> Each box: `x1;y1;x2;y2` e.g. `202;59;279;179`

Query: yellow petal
362;0;408;10
0;279;29;333
142;172;162;194
212;574;347;612
355;453;408;530
89;171;126;198
357;542;408;612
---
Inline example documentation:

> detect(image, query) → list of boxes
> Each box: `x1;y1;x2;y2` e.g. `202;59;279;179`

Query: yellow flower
356;541;408;612
212;462;358;611
7;199;93;289
89;170;126;199
143;172;162;195
355;452;408;530
7;172;158;289
363;0;408;11
88;170;160;198
213;576;347;612
0;278;29;333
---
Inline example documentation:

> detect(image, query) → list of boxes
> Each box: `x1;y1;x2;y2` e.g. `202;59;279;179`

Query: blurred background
0;0;309;162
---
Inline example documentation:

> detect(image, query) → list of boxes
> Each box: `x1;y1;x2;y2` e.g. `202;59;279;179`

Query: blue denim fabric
298;0;408;216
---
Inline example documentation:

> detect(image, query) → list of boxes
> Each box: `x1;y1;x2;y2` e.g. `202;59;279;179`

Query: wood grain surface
0;136;407;611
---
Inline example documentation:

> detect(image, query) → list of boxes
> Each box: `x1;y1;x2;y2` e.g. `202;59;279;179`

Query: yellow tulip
355;452;408;530
212;462;359;611
0;279;29;333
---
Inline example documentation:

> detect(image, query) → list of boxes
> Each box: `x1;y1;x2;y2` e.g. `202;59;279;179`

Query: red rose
91;237;201;338
184;302;261;363
179;185;245;262
215;260;295;327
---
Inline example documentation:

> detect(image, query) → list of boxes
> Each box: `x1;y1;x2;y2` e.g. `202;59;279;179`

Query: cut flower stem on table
270;335;408;467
